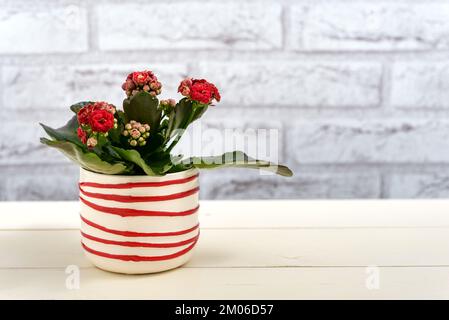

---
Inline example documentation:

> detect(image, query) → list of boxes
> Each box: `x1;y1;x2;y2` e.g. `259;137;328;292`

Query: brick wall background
1;0;449;200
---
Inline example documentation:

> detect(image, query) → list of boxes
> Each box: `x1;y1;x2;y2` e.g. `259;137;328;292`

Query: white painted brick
200;169;380;199
388;173;449;198
97;3;282;50
391;62;449;108
0;4;88;54
296;3;449;51
2;64;188;110
289;120;449;164
197;62;381;107
2;165;78;200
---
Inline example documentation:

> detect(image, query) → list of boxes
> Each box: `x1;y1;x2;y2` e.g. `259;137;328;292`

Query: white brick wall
3;64;188;109
391;62;449;108
96;3;282;50
296;3;449;51
195;62;382;107
1;0;449;200
0;3;88;53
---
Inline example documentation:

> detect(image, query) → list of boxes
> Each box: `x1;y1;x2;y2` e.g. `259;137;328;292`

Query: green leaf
40;138;129;174
172;98;194;132
123;92;161;136
70;101;92;114
111;146;156;176
147;152;183;175
116;110;128;125
40;116;83;148
165;98;209;152
167;99;207;137
168;163;194;173
184;151;293;177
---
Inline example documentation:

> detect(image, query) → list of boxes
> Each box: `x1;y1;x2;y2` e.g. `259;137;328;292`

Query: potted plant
40;69;293;274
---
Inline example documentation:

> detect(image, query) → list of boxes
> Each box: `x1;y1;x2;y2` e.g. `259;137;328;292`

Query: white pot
79;167;200;274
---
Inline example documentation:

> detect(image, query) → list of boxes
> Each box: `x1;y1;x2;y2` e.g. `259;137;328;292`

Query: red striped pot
79;167;200;274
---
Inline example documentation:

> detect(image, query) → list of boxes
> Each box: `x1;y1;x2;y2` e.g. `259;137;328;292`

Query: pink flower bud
181;87;190;96
168;99;176;106
150;82;158;90
127;79;136;90
143;85;150;92
130;129;141;139
87;137;97;148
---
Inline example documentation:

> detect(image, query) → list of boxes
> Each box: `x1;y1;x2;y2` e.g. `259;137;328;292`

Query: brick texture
1;165;78;200
296;3;449;51
200;169;381;199
196;62;382;107
0;3;88;54
97;3;282;51
388;173;449;198
289;120;449;164
391;62;449;108
3;64;188;110
0;0;448;200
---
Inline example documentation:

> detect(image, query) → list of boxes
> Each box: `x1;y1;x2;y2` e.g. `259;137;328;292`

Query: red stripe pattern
80;196;200;217
79;169;200;272
80;215;199;237
79;185;200;203
81;231;199;248
79;173;199;189
82;241;198;262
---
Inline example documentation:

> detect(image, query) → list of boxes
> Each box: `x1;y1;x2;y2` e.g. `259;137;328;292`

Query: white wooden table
1;200;449;299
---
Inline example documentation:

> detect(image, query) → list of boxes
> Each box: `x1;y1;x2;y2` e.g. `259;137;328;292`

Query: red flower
89;109;115;133
77;102;115;127
210;83;221;102
95;101;116;114
77;127;87;144
132;71;150;86
180;78;220;104
77;105;92;125
122;70;161;97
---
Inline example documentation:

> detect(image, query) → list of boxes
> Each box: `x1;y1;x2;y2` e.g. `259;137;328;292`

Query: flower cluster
122;120;150;147
76;101;117;148
178;78;221;104
159;98;176;112
122;71;162;98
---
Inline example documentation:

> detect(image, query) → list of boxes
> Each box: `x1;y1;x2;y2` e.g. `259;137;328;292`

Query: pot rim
79;167;199;181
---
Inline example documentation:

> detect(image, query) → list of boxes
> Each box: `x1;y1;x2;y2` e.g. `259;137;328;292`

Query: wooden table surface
1;200;449;299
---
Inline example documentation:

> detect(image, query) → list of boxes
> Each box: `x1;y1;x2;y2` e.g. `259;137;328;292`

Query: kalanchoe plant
40;69;293;177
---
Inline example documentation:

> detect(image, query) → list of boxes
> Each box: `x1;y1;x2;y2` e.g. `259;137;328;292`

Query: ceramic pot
78;167;200;274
